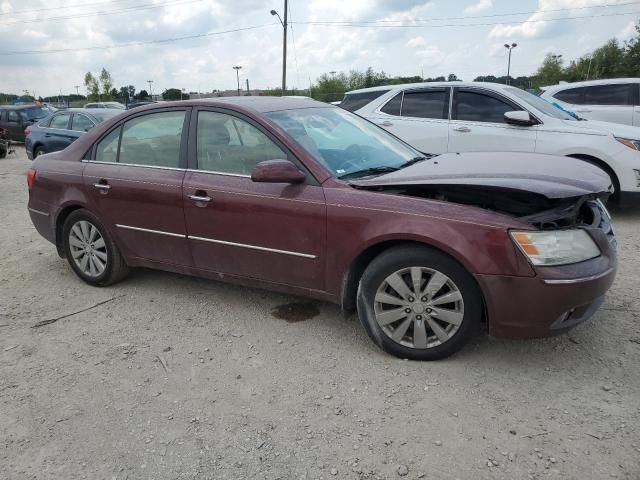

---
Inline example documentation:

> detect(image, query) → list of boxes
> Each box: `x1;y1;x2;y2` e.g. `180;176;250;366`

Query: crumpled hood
558;118;640;139
350;151;611;199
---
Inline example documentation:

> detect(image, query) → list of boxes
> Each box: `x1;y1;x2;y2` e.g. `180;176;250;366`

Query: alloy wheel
68;220;108;278
373;267;464;349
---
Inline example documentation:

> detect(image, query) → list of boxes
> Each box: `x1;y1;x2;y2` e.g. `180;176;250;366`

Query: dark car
25;108;123;159
26;97;616;360
0;105;49;142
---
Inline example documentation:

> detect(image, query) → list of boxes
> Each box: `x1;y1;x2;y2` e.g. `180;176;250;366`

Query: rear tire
357;245;482;360
62;209;129;286
34;146;46;158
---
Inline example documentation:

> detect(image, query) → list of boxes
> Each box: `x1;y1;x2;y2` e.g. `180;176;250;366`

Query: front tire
62;209;129;286
34;146;46;158
357;245;482;360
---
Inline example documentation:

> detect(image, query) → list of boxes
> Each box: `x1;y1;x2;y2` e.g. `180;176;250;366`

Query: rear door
83;108;192;267
369;88;450;154
182;108;326;290
582;83;634;125
6;109;24;141
448;87;537;153
45;113;75;151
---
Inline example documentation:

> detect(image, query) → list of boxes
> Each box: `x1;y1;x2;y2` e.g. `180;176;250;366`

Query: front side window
380;93;402;116
401;90;449;119
455;91;513;123
118;111;185;167
95;127;121;163
584;84;633;105
49;114;71;129
7;111;19;123
71;114;94;132
196;111;286;175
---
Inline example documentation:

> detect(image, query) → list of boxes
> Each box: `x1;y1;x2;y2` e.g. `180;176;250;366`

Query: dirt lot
1;145;639;480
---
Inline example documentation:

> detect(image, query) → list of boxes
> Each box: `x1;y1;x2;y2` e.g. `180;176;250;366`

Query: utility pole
233;66;242;96
147;80;154;99
246;78;250;95
504;43;517;85
270;1;287;95
74;85;80;96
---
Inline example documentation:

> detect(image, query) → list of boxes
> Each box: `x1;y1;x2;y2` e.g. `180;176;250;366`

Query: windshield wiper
398;154;434;169
338;166;399;180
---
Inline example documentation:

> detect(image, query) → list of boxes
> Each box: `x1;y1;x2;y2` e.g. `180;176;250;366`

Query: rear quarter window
553;87;584;104
584;84;633;105
340;90;390;112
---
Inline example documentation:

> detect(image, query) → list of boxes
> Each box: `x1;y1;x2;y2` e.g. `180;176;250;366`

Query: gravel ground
1;146;639;480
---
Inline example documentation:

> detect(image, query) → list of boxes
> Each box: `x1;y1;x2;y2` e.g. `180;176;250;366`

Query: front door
448;87;537;153
83;108;192;267
46;113;76;152
6;110;24;142
182;108;326;290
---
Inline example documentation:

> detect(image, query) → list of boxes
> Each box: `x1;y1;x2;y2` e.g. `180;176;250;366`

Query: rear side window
340;90;389;112
118;111;185;168
380;93;402;116
402;90;449;119
196;111;286;175
7;111;19;123
49;114;71;129
455;91;513;123
553;87;584;104
584;84;633;105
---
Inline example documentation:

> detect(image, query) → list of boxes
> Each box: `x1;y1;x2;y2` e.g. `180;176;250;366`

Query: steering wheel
335;144;366;172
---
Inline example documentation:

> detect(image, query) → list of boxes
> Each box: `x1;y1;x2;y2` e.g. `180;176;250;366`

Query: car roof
0;104;46;110
137;96;332;114
345;81;510;94
541;78;640;91
53;108;122;114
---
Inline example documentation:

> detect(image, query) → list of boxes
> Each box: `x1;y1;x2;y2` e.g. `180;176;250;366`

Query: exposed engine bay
354;184;610;230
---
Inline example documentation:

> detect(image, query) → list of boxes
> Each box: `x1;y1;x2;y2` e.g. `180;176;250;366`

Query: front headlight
615;137;640;151
510;229;600;266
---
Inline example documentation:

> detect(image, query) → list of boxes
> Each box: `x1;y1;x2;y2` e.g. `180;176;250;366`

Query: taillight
27;168;37;189
24;127;31;136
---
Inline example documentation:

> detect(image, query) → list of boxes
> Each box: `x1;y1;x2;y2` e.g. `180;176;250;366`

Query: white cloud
464;0;493;15
618;21;637;41
406;36;444;66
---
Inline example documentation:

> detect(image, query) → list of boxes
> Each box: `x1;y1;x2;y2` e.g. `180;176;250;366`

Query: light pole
74;85;80;96
233;66;242;96
147;80;153;99
270;1;287;95
504;43;517;85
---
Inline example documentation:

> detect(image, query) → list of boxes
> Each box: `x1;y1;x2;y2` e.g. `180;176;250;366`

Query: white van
540;78;640;126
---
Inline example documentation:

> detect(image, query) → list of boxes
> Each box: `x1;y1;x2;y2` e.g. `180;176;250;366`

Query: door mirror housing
504;110;536;126
251;159;306;184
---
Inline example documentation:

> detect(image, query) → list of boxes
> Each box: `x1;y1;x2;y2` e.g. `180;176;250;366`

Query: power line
294;1;640;25
0;0;207;26
0;0;145;16
294;10;640;29
288;0;303;89
0;23;278;56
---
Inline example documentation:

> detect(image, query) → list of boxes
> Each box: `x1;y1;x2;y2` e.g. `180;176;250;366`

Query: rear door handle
453;126;471;133
93;180;111;191
188;193;211;202
379;120;393;127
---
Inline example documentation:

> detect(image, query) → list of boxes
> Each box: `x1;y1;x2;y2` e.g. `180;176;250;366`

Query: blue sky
1;0;638;97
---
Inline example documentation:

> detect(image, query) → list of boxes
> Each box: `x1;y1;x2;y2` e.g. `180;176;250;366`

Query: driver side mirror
251;159;306;184
504;110;536;126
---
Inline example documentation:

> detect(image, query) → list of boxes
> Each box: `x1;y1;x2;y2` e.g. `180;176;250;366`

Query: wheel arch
340;239;487;323
567;153;619;198
54;204;86;257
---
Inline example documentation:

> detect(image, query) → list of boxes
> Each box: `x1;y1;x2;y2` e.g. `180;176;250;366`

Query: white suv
346;82;640;207
540;78;640;126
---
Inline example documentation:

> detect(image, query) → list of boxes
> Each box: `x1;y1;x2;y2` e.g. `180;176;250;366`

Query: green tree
532;53;564;88
99;68;114;99
623;21;640;76
137;89;149;100
162;88;189;100
84;72;100;101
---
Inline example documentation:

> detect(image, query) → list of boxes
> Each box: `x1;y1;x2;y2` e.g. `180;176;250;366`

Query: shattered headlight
615;137;640;151
510;229;600;266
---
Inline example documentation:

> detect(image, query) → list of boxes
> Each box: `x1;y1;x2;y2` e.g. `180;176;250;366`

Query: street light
270;1;288;95
504;43;517;85
233;66;242;96
147;80;154;99
74;85;80;96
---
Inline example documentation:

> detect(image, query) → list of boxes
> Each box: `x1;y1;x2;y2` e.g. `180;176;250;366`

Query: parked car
345;82;640;207
0;104;49;142
84;102;126;110
26;98;616;360
0;127;11;158
540;78;640;126
25;108;122;160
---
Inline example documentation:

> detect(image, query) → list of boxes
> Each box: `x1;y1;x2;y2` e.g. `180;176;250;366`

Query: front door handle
379;120;393;127
188;192;212;202
93;180;111;191
453;126;471;133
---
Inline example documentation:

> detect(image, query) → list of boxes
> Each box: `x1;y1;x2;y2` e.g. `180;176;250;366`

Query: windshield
265;107;422;178
505;87;576;121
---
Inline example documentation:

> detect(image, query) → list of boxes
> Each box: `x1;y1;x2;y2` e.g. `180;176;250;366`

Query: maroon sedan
26;97;616;360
